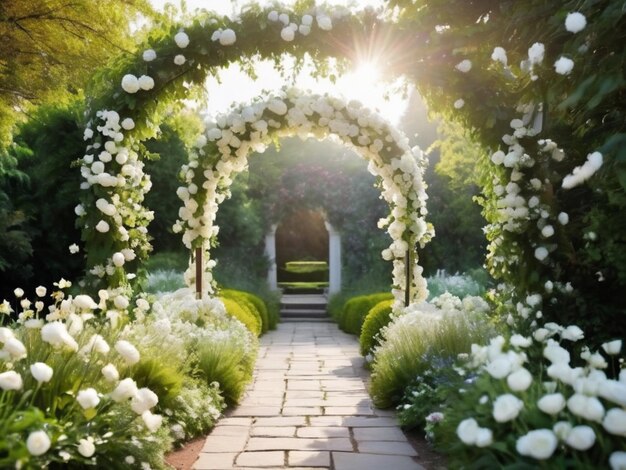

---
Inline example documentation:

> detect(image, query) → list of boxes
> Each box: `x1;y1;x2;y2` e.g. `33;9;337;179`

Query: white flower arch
174;88;432;307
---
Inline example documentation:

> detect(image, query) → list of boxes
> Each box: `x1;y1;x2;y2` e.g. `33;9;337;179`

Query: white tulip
111;378;138;402
0;370;23;390
101;363;119;382
516;429;557;460
78;437;96;457
26;430;51;456
76;388;100;409
115;340;140;365
121;74;139;94
538;393;566;415
565;425;596;451
30;362;53;383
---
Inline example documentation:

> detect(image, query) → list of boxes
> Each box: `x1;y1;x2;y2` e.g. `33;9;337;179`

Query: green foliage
131;358;185;412
359;299;394;357
219;296;261;337
194;340;253;405
221;289;269;334
169;379;224;444
340;293;394;335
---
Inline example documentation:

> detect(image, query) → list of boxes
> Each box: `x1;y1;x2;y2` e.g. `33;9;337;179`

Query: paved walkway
193;322;424;470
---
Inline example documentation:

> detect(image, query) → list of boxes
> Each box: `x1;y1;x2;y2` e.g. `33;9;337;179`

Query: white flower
535;246;549;261
112;252;125;267
541;225;554;237
281;27;295;41
30;362;53;383
565;425;596;451
111;378;138;402
4;337;27;359
561;325;584;341
603;408;626;436
219;29;236;46
82;334;110;355
278;13;289;25
562;151;603;189
558;212;569;225
493;393;524;422
538;393;566;415
84;128;93;140
114;295;129;310
14;288;24;298
455;59;472;73
41;322;78;350
101;363;119;382
69;244;80;254
131;388;159;414
174;31;189;48
267;10;278;21
491;46;508;65
602;339;622;355
456;418;479;444
316;14;332;30
454;99;465;109
565;12;587;33
485;355;513;379
610;451;626;470
598;380;626;406
553;421;573;440
268;99;288;115
301;14;313;26
74;294;98;310
510;334;532;348
77;388;100;409
78;437;96;457
119;118;134;133
174;54;186;65
26;430;51;456
567;393;604;422
138;75;154;90
35;286;46;297
115;340;140;365
141;410;163;432
516;429;558;460
507;368;533;392
121;74;140;94
136;298;150;311
475;428;493;447
0;370;23;390
95;220;110;233
554;57;574;75
142;49;156;62
528;42;545;65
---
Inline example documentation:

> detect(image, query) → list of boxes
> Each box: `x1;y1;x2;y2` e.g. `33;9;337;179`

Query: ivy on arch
173;88;431;307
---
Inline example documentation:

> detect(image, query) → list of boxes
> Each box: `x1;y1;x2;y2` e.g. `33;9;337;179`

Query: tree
0;0;153;147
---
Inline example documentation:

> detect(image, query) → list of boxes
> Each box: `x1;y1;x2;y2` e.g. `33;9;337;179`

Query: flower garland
173;88;432;307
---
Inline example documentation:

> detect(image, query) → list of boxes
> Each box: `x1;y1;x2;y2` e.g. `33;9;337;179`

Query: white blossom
141;410;163;432
121;74;140;94
507;367;533;391
565;425;596;451
69;243;80;254
78;437;96;457
528;43;545;65
95;220;110;233
554;57;574;75
538;393;566;415
174;31;189;48
493;393;524;422
115;340;140;365
219;29;236;46
111;377;138;402
535;246;549;261
565;12;587;33
174;54;186;65
454;99;465;109
316;14;332;30
101;363;119;382
281;27;295;41
516;429;558;460
610;452;626;470
30;362;53;383
74;294;98;310
121;118;135;130
77;388;100;409
455;59;472;73
26;431;51;456
0;370;22;390
142;49;156;62
562;152;603;189
603;408;626;436
112;252;125;267
602;339;622;355
131;387;158;414
491;46;508;65
558;212;569;225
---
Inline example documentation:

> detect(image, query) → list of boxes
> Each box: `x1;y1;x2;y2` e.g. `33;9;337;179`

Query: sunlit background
148;0;410;124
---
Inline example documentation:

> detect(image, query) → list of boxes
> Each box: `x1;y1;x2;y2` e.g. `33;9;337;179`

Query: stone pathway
193;322;424;470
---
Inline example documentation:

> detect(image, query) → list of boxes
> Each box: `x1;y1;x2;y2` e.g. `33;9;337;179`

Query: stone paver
193;322;423;469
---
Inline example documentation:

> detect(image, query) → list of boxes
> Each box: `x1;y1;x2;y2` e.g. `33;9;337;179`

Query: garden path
192;321;424;470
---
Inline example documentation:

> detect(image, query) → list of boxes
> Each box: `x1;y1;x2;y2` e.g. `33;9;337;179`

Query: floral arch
75;5;430;307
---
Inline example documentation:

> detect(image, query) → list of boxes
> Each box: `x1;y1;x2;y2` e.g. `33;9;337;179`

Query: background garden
0;0;625;469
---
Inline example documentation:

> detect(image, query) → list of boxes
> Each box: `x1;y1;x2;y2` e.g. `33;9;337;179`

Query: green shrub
195;340;253;405
131;358;185;412
219;296;261;337
327;292;350;322
341;292;394;335
223;289;269;334
359;299;394;356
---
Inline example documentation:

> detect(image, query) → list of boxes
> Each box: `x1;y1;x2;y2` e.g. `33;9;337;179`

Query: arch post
264;225;278;291
195;247;203;299
325;222;342;295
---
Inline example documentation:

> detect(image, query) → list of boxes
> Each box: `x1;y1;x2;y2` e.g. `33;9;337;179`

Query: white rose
78;437;96;457
267;10;278;21
598;380;626;406
114;295;129;310
77;388;100;409
456;417;479;445
35;286;46;297
567;393;605;422
528;42;545;65
4;337;27;359
121;74;139;94
115;340;140;365
41;322;78;350
131;387;158;414
14;288;24;298
454;99;465;109
493;393;524;422
537;393;566;415
554;57;574;75
510;334;532;348
507;367;533;392
101;363;119;382
74;294;98;310
121;118;135;130
30;362;53;383
535;246;549;261
485;355;513;379
565;12;587;33
281;26;295;41
174;54;186;65
142;49;156;61
301;14;313;26
455;59;472;73
316;14;332;30
603;408;626;436
602;339;622;355
268;99;288;115
516;429;558;460
543;342;570;364
174;31;189;48
69;244;79;254
111;377;138;402
0;370;23;390
141;410;163;432
26;430;51;456
610;451;626;470
95;220;110;233
475;427;493;447
565;425;596;451
112;252;125;267
561;325;584;341
553;421;573;440
219;29;236;46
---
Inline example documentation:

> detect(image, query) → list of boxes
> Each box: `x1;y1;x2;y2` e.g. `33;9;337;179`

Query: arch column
325;222;342;295
264;224;278;291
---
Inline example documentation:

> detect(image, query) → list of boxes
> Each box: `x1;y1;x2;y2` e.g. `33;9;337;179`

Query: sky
147;0;410;124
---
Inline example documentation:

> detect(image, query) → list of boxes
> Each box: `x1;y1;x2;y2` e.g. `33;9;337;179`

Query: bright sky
148;0;410;124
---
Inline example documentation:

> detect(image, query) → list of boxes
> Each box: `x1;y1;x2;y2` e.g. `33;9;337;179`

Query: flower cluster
173;88;431;306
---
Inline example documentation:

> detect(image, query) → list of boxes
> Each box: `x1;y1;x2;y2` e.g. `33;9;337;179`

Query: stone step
281;309;329;318
281;317;333;323
280;303;327;311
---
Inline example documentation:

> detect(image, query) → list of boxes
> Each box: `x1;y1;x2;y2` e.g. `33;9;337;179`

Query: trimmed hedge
222;289;269;334
359;299;394;356
219;297;261;337
340;293;394;335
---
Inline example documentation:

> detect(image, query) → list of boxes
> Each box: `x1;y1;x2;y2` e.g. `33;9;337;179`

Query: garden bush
221;289;269;334
359;299;394;357
219;292;262;336
340;293;394;335
370;293;496;408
